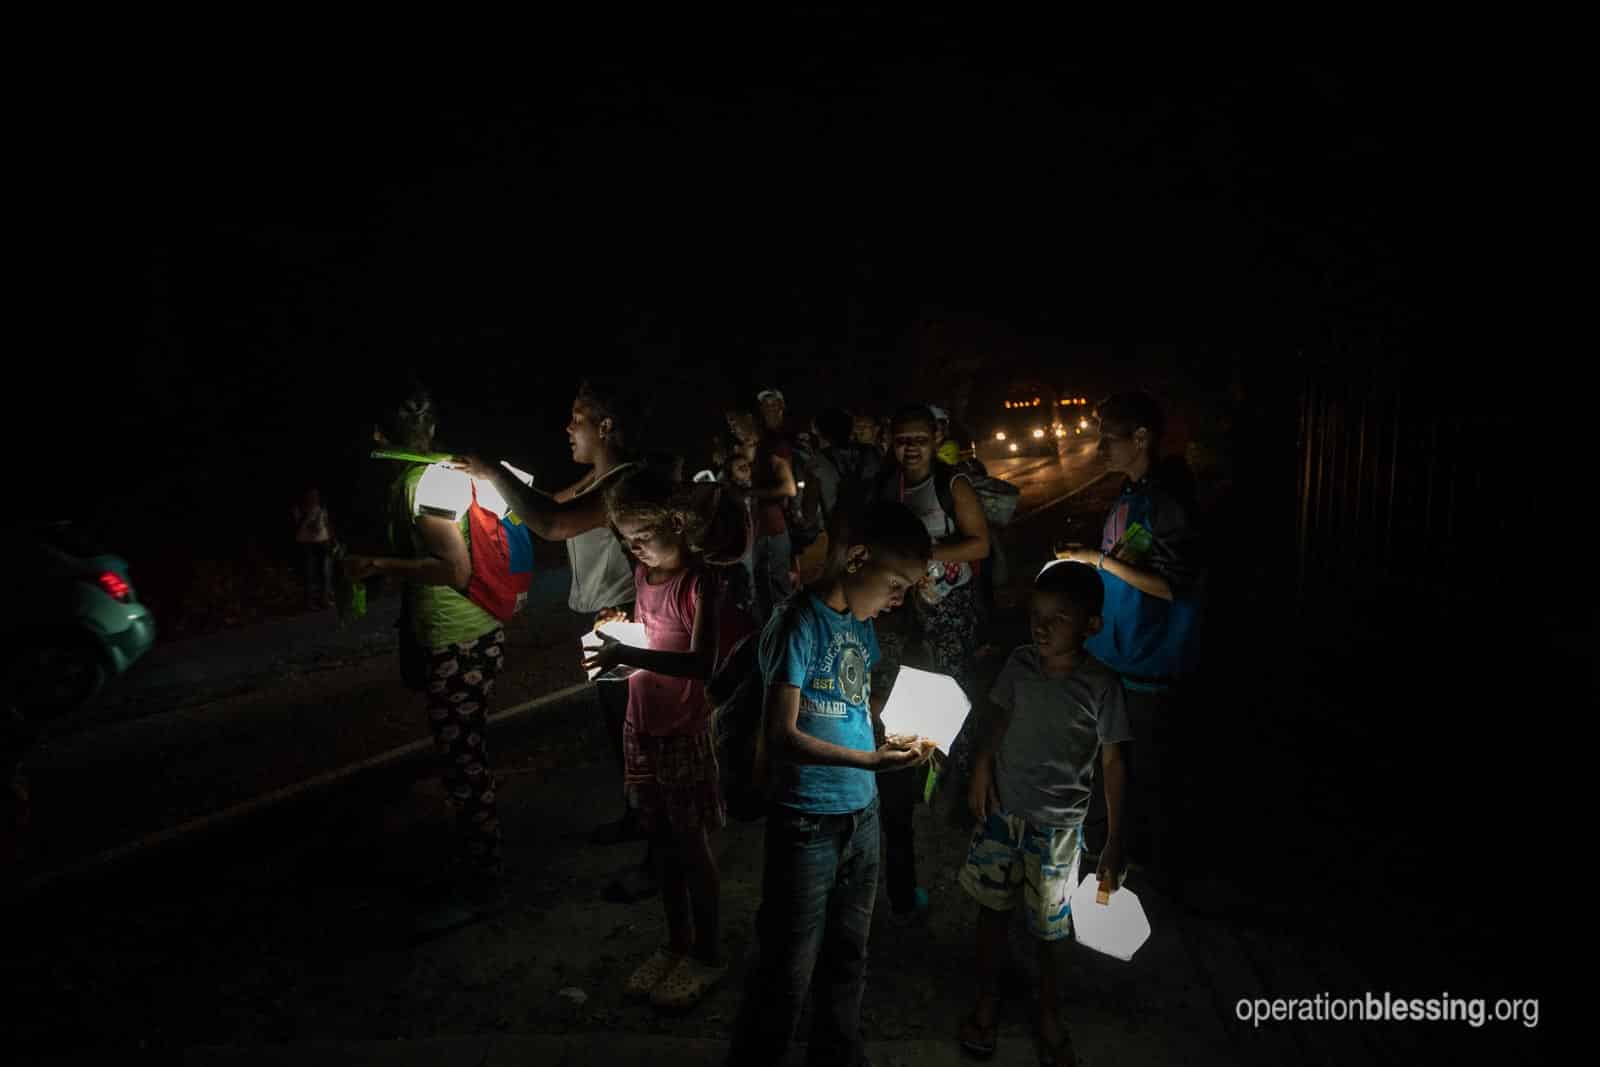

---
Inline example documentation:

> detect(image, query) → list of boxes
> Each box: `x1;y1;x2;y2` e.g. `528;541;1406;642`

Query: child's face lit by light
1029;590;1098;657
843;549;928;621
614;516;681;570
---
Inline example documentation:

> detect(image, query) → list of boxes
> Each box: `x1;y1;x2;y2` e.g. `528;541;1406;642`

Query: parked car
2;521;157;717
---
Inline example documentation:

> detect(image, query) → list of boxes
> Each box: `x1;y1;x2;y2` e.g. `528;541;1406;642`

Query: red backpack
463;480;535;622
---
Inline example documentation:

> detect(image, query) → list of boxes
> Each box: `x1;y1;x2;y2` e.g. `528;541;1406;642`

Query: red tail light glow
97;572;131;601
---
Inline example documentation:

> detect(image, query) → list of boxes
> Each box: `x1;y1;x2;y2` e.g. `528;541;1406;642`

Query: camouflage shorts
958;809;1084;942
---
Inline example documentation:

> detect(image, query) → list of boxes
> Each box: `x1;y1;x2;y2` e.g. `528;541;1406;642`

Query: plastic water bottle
329;543;367;625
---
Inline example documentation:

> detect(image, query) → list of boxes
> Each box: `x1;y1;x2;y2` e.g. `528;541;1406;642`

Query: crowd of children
348;378;1203;1066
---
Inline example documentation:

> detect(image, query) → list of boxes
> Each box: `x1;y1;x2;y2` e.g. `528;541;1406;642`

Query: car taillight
97;571;131;601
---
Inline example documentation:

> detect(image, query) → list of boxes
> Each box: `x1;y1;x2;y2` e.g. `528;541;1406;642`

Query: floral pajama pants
424;628;505;876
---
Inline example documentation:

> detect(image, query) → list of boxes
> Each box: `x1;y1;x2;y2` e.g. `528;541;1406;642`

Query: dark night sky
49;28;1489;547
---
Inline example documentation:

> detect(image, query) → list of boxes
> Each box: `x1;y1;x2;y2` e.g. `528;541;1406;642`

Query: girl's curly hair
606;466;704;546
605;466;750;567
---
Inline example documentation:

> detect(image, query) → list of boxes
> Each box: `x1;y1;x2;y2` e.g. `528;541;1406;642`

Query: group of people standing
344;377;1202;1066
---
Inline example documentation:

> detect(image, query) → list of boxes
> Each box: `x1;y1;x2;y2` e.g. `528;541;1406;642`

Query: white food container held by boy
1069;873;1152;962
877;666;971;756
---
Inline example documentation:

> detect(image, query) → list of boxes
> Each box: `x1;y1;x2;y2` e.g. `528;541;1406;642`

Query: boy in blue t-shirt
726;501;935;1067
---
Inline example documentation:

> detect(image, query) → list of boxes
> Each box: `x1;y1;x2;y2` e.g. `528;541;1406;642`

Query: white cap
693;469;719;483
929;405;949;423
757;388;785;404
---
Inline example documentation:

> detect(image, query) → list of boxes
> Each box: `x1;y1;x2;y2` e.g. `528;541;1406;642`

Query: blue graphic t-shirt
759;591;881;814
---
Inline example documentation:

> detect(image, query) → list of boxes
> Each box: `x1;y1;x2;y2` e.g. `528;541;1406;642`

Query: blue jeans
751;530;793;624
728;797;880;1067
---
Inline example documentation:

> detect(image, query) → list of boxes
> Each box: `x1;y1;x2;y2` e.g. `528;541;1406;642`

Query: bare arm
752;454;798;501
1055;546;1174;601
968;698;1013;821
767;685;886;770
357;514;471;589
974;697;1014;760
1100;556;1173;601
930;476;991;564
1098;741;1129;890
463;461;613;542
608;573;719;680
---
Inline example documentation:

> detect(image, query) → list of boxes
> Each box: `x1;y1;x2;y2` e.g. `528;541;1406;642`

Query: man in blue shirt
726;501;935;1067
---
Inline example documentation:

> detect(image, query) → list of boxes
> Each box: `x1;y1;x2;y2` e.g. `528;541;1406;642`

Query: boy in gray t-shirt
956;561;1132;1063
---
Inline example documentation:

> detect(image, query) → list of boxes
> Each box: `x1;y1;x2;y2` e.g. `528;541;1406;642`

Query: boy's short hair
1034;561;1104;619
1095;391;1165;444
828;499;932;566
890;403;937;433
814;407;854;446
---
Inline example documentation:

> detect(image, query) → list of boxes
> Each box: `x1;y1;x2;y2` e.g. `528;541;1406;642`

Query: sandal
624;947;683;998
958;996;1000;1059
650;954;727;1010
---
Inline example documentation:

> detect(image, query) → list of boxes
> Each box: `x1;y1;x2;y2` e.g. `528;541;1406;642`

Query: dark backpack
708;628;769;821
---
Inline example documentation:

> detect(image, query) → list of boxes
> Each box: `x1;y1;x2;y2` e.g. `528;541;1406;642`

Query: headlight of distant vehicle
1008;442;1019;453
1079;418;1089;429
994;431;1007;441
1054;426;1066;437
1032;428;1045;439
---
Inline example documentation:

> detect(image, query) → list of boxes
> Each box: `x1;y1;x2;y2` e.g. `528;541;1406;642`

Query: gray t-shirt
565;462;639;613
991;646;1132;830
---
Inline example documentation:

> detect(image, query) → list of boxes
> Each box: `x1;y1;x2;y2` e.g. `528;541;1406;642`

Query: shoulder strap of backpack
933;461;958;526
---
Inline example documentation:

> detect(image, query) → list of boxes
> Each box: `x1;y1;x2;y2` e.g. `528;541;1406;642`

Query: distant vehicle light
1054;426;1066;437
1032;428;1046;439
1079;417;1089;429
994;431;1007;441
1008;442;1019;453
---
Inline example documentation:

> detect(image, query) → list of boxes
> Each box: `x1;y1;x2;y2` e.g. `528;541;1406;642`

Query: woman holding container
451;378;656;902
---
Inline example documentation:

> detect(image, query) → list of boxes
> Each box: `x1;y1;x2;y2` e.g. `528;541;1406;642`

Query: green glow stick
370;448;456;464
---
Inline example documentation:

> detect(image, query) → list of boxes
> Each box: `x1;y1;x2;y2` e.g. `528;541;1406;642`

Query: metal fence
1293;362;1514;611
